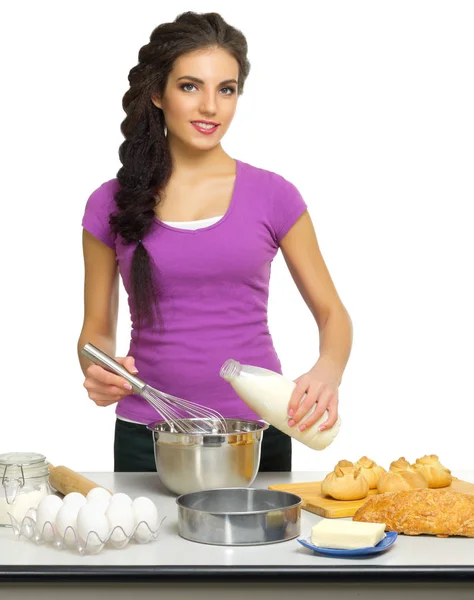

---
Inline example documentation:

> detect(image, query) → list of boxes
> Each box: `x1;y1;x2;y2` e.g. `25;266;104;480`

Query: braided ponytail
111;98;171;328
110;11;250;330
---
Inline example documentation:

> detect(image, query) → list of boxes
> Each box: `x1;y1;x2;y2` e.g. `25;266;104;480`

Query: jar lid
0;452;50;481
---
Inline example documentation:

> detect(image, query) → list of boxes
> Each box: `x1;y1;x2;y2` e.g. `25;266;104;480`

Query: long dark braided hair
109;11;251;330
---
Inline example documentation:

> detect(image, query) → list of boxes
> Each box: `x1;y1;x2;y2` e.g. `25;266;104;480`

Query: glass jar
0;452;54;527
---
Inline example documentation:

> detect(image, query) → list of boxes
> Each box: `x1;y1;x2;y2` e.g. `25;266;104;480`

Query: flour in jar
0;489;47;526
220;360;341;450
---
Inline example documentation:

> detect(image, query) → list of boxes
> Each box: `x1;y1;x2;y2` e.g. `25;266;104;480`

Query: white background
0;1;473;474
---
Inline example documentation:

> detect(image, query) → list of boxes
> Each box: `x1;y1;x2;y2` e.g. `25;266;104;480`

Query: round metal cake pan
176;487;302;546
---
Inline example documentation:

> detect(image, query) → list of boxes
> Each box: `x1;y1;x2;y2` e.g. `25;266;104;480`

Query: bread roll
389;457;413;472
321;466;369;501
377;470;428;493
334;459;355;473
354;456;386;489
411;454;452;488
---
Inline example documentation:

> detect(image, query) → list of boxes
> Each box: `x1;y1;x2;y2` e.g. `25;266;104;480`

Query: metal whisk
82;343;228;435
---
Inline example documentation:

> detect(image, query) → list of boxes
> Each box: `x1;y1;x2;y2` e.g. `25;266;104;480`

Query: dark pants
114;419;292;473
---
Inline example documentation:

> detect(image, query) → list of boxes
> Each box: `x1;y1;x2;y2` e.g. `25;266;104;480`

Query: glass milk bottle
220;360;341;450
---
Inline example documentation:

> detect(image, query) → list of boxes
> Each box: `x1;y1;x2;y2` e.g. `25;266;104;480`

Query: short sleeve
81;179;119;249
270;175;308;243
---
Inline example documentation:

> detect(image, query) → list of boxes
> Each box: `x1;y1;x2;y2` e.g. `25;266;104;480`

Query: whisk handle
81;343;146;394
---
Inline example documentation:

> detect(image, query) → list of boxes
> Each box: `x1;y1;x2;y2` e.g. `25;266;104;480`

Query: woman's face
152;46;240;152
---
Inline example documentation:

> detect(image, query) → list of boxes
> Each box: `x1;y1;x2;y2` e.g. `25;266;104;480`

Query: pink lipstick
191;120;220;135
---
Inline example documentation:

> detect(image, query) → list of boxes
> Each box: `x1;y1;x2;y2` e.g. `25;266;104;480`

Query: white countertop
1;470;474;580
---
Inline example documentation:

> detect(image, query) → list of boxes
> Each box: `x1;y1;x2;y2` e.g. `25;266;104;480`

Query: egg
36;495;63;542
62;492;87;510
86;497;110;514
55;503;81;546
86;487;111;513
109;493;132;506
132;497;159;543
86;487;111;503
77;503;110;551
105;501;135;547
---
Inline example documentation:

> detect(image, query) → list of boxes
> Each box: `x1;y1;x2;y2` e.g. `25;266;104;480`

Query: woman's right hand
83;356;138;407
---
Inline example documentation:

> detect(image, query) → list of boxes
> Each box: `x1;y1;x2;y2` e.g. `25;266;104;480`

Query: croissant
353;489;474;537
321;466;369;501
411;454;452;488
354;456;386;489
377;469;428;493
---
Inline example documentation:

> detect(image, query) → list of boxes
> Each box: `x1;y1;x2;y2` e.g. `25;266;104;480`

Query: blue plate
297;531;398;557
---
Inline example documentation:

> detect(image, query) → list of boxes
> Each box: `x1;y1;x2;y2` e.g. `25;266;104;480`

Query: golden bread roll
334;459;355;473
414;454;451;472
411;454;452;488
353;489;474;537
376;469;428;493
321;466;369;501
389;457;414;472
354;456;386;489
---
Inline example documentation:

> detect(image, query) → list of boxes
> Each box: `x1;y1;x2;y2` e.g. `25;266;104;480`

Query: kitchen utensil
147;418;268;495
48;464;111;496
268;477;474;518
176;487;302;545
81;343;227;435
297;531;398;557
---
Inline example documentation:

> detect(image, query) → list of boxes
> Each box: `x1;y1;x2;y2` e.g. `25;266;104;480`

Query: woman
78;11;353;473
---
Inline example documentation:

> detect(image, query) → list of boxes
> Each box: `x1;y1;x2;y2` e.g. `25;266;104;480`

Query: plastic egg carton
8;508;165;555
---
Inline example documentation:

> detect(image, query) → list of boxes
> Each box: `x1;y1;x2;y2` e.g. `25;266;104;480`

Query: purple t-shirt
82;159;307;424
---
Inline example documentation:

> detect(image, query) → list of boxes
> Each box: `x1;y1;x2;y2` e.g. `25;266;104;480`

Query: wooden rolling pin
48;464;112;496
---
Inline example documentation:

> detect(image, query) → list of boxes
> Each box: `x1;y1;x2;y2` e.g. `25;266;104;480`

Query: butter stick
311;519;386;550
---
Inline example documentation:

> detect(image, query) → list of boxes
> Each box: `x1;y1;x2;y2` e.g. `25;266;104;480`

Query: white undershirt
117;214;224;425
161;215;223;229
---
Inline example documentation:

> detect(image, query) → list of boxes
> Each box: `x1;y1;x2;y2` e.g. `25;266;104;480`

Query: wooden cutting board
268;477;474;518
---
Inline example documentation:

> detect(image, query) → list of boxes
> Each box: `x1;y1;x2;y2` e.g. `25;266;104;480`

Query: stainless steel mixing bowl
176;487;303;545
147;418;268;495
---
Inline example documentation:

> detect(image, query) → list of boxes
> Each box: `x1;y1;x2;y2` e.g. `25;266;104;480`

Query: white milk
220;360;341;451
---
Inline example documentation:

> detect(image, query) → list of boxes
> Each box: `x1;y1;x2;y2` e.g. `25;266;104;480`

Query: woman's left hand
287;361;340;432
